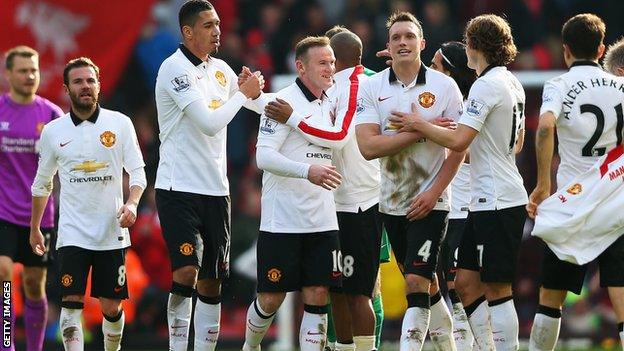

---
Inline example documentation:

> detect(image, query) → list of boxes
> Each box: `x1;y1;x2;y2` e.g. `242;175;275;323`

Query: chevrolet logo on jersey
71;160;109;173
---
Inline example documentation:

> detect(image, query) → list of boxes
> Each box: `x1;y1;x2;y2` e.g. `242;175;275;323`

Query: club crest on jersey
100;131;116;148
418;92;435;108
171;74;190;92
61;274;73;287
179;243;194;256
260;118;277;135
0;121;9;131
215;71;227;87
267;268;282;283
466;99;485;117
566;183;582;195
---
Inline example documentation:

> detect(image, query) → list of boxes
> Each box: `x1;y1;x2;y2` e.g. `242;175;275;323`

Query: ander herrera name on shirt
560;77;624;119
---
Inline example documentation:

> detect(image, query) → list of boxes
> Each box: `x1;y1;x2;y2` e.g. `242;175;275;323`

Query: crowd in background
8;0;624;348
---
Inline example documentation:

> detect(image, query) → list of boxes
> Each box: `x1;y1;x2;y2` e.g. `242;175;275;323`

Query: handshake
237;66;265;99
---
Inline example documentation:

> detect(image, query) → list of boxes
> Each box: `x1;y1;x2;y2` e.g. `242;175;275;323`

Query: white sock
451;302;474;350
400;307;430;351
335;342;356;350
619;330;624;350
193;298;221;350
429;295;456;350
299;307;328;351
243;299;275;350
60;307;84;351
167;292;192;351
529;308;561;351
353;335;375;350
489;298;519;351
465;298;495;351
102;310;125;351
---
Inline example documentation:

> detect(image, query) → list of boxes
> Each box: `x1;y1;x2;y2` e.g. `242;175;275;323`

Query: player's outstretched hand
265;98;293;123
376;49;392;66
117;202;138;228
407;188;439;221
308;164;342;190
527;186;550;219
29;228;46;256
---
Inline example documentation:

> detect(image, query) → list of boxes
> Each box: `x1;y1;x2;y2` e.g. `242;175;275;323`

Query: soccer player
0;46;63;351
388;14;527;350
153;1;265;350
429;41;477;351
242;36;344;351
29;57;146;351
526;14;624;351
355;11;465;351
604;37;624;76
264;30;381;351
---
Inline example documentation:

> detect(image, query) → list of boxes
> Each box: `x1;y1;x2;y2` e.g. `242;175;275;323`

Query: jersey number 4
581;103;624;156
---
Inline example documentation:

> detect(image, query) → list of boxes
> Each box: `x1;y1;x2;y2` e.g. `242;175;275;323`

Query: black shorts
382;210;448;280
57;246;128;299
457;206;526;283
439;218;467;282
541;234;624;294
0;219;54;267
256;231;341;292
331;204;383;297
156;189;231;280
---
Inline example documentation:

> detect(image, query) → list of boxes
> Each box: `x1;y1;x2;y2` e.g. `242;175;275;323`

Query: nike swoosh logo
60;140;72;147
171;325;187;329
307;331;324;336
197;76;203;80
378;96;392;102
303;115;312;119
114;286;123;293
248;319;263;329
331;271;342;278
412;261;427;267
207;330;219;334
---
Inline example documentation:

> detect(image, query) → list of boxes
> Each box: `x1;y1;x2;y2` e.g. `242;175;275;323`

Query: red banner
0;0;155;107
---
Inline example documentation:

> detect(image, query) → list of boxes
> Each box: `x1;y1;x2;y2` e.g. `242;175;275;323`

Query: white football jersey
356;64;463;215
459;66;528;211
285;66;380;213
155;45;264;196
256;80;338;233
532;145;624;265
32;107;145;250
540;61;624;187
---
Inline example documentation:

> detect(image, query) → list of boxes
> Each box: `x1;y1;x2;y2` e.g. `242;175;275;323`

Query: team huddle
2;0;624;350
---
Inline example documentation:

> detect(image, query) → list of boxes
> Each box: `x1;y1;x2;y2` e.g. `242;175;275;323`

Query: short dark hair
604;37;624;75
439;42;476;99
325;25;350;39
386;11;423;37
464;14;517;66
5;46;38;70
179;0;214;31
330;31;362;66
562;13;605;60
63;57;100;85
295;36;331;61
